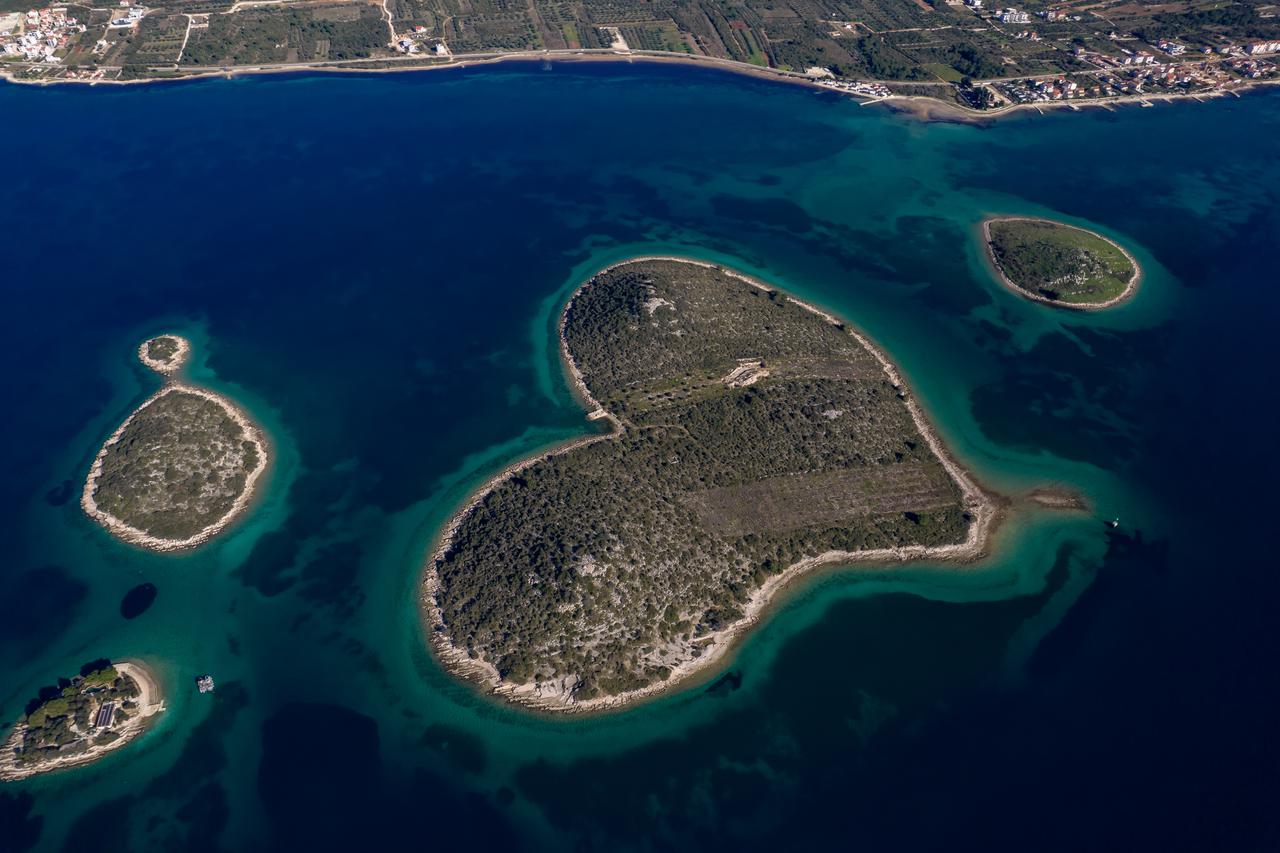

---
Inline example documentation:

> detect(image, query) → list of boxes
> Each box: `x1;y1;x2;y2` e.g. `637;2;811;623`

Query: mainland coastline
81;335;270;553
0;660;164;782
423;256;1005;715
4;48;1278;126
981;217;1143;311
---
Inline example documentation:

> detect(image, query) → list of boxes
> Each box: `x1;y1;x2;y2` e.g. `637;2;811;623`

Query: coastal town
2;0;1278;116
0;6;85;64
988;37;1277;107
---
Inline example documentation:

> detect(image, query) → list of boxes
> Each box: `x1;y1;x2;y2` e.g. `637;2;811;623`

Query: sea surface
1;64;1277;852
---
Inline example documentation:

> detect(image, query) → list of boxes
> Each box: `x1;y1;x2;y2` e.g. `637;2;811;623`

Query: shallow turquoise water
1;65;1277;851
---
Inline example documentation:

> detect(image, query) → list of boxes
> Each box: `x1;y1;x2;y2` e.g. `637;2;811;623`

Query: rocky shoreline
980;217;1143;311
0;661;164;782
136;334;190;375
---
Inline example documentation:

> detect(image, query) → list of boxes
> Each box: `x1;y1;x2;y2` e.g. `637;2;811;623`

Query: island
82;335;269;552
982;217;1140;309
425;257;997;712
137;333;189;375
0;660;164;782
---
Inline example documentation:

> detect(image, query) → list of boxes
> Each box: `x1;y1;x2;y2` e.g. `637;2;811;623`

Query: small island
82;335;269;552
982;217;1140;309
425;258;997;713
137;334;190;375
0;660;164;782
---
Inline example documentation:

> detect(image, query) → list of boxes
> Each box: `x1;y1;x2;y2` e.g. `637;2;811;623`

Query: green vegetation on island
429;259;988;708
90;389;260;540
18;665;135;757
82;334;268;550
139;333;189;373
145;335;179;364
984;217;1139;308
1;660;163;781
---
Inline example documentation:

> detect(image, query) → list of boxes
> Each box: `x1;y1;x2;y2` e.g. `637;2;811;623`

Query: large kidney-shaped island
426;258;998;713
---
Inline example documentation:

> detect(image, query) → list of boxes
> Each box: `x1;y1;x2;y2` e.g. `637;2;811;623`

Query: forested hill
431;259;973;705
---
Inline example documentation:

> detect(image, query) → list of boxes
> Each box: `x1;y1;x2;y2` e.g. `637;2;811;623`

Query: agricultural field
1104;0;1280;46
118;13;189;67
179;3;388;66
431;259;974;701
7;0;1278;106
985;218;1138;306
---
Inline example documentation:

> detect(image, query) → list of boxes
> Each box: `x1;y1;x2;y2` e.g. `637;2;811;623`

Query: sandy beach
980;217;1143;311
0;660;165;782
423;256;1003;715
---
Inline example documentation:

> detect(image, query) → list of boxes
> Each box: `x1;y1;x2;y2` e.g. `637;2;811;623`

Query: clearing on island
983;217;1139;308
82;335;268;550
428;258;991;710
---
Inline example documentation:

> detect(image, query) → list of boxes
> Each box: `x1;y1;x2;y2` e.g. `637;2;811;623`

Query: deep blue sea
1;63;1278;852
